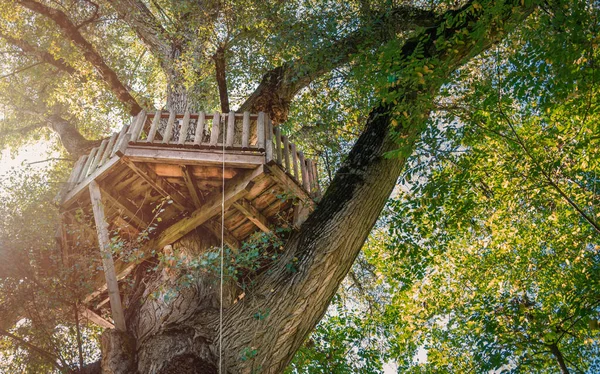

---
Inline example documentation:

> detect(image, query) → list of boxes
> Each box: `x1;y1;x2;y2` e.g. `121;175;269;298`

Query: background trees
1;0;598;373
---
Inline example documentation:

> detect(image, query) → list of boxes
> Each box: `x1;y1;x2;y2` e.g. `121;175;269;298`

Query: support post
89;181;127;332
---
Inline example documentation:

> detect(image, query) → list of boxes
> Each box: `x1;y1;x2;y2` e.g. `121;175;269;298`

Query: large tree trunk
94;2;536;373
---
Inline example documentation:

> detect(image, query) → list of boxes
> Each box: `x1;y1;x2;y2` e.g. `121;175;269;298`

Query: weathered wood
150;165;264;249
178;111;191;144
100;133;118;166
181;165;202;209
210;112;220;146
79;307;114;329
99;184;148;230
298;151;309;191
78;147;97;182
275;127;282;164
162;111;176;144
257;112;265;150
153;164;236;179
312;160;321;198
130;112;146;142
265;114;274;162
203;219;240;252
193;112;205;146
69;155;87;187
242;111;250;149
89;180;126;332
121;159;188;211
90;139;108;172
146;110;161;143
283;136;290;173
62;156;122;207
232;198;271;234
306;159;315;197
265;163;314;208
226;111;235;147
291;143;299;179
124;146;265;169
111;124;129;158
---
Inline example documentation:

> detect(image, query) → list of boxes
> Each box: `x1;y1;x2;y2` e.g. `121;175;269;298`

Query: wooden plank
181;165;202;209
312;160;321;198
257;112;265;150
130;111;146;142
193;112;205;146
79;307;114;329
275;127;282;164
162;111;176;144
307;159;315;195
90;139;108;172
121;159;188;211
150;165;264;249
283;136;290;173
89;181;126;332
209;112;220;146
232;198;271;234
265;162;314;208
265;114;273;162
298;151;309;191
291;143;299;179
69;155;87;188
61;156;122;207
146;110;161;143
242;111;250;149
124;146;265;169
178;111;191;144
78;147;97;182
226;111;235;147
100;133;118;166
203;219;240;252
111;124;129;158
153;164;236;179
98;184;148;230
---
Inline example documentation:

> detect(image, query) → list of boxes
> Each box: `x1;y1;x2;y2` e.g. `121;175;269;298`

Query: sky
0;141;57;179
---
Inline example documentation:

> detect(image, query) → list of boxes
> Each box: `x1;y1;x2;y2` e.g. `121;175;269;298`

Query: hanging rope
219;114;225;373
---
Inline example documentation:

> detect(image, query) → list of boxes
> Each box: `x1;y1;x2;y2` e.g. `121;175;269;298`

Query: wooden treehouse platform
56;110;321;330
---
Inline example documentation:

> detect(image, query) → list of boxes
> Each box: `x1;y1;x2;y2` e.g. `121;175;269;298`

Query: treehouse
56;110;321;331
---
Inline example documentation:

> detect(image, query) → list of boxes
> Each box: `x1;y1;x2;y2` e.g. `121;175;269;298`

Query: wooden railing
59;111;321;204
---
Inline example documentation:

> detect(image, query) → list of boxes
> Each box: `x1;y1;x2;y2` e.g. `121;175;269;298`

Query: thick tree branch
238;5;437;123
214;45;230;113
17;0;142;115
106;0;171;65
0;32;77;75
219;1;537;372
45;115;99;157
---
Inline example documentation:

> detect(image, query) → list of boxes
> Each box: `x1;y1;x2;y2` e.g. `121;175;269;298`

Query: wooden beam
151;165;264;249
61;156;121;207
203;218;240;251
79;307;114;329
181;165;202;209
124;146;265;169
98;184;148;230
265;162;314;208
121;158;188;211
89;181;126;331
232;198;271;234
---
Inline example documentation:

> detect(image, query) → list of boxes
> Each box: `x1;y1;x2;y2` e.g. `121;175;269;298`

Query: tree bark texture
99;2;537;373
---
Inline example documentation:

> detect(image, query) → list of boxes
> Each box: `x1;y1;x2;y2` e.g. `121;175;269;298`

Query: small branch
549;343;570;374
214;45;230;113
0;32;77;74
17;0;142;115
0;62;43;80
0;328;65;372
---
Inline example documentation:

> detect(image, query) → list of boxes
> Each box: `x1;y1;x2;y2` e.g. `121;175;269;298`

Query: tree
0;0;538;372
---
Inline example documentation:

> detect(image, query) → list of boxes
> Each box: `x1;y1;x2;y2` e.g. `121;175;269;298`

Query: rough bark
214;45;230;113
46;115;99;158
100;2;537;373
